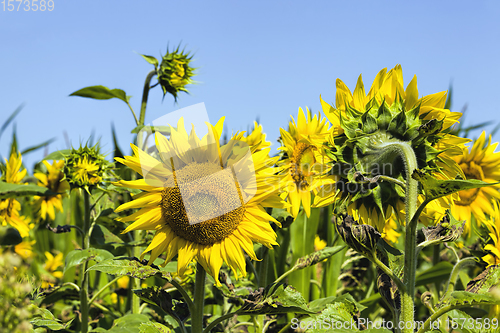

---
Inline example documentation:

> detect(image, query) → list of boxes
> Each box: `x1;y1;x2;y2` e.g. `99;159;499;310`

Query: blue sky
1;1;500;169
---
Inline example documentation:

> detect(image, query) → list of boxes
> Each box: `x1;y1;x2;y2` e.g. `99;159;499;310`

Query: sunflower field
1;48;500;333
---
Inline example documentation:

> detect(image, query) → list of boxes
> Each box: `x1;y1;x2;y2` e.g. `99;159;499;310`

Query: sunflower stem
192;262;206;333
372;141;418;332
79;190;91;333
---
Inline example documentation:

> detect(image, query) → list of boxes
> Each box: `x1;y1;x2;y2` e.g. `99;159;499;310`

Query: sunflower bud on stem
334;214;380;258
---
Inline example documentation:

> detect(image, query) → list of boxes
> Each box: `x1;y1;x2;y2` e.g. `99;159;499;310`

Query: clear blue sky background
1;1;500;170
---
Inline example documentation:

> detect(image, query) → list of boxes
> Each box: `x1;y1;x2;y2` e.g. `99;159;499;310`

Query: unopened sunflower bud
157;46;195;101
334;214;381;257
63;144;112;191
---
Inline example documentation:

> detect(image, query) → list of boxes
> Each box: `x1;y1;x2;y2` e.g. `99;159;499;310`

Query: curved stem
192;263;207;333
372;141;419;333
170;279;195;313
126;101;139;126
203;312;236;333
443;257;476;299
88;275;121;306
416;302;499;333
378;175;406;190
372;256;406;293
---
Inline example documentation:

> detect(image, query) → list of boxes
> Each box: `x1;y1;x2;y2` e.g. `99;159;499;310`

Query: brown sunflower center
161;161;245;245
456;161;484;206
289;142;315;189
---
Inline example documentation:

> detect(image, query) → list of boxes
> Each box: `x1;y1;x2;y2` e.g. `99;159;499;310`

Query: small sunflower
114;117;283;285
64;144;112;191
157;46;196;101
241;121;272;152
278;107;335;217
451;131;500;234
0;152;31;238
316;65;467;231
14;240;36;260
41;251;64;288
33;160;70;221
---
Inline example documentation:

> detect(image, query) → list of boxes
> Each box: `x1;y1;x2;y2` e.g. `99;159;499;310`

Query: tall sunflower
33;160;70;221
451;131;500;234
0;152;31;238
114;117;283;285
315;65;467;231
278;107;335;217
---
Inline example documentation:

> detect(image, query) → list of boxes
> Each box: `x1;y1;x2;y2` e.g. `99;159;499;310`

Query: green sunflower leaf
91;314;150;333
238;284;314;315
86;257;172;280
69;85;130;104
0;181;55;199
43;149;71;160
64;248;113;274
139;54;159;69
139;322;172;333
293;245;346;270
31;308;73;331
411;169;500;202
300;294;376;332
437;265;500;309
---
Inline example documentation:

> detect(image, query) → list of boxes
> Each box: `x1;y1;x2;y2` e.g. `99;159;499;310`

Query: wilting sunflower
315;65;467;231
451;131;500;234
114;117;283;285
33;160;70;221
278;107;335;217
0;152;31;238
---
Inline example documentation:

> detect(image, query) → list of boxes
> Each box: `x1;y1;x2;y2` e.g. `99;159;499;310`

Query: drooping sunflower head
317;65;467;230
157;46;196;101
278;107;335;217
451;131;500;233
114;117;284;285
33;160;70;221
63;144;112;190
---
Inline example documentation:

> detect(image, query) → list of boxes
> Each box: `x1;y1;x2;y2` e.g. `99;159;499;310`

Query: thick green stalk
192;263;207;333
372;141;418;332
79;190;91;333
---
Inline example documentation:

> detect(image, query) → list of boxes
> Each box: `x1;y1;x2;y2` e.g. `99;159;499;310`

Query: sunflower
0;152;31;238
241;121;272;152
114;117;283;285
278;107;336;217
33;160;70;221
315;65;467;231
450;131;500;234
482;200;500;266
41;251;64;288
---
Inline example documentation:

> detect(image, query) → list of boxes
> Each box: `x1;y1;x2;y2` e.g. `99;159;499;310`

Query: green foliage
0;181;55;199
86;257;172;280
70;85;131;104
